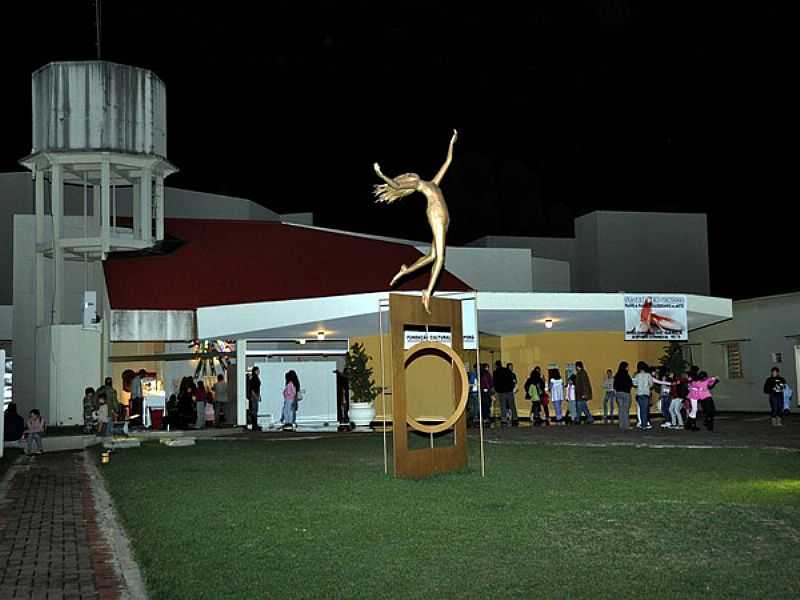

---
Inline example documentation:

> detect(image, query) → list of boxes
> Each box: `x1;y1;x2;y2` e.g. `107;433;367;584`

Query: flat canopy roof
195;291;732;340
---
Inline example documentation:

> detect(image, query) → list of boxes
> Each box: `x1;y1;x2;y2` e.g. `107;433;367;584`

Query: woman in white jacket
632;361;653;430
549;368;565;425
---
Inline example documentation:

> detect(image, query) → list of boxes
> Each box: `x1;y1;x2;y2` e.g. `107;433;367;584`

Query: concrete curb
83;451;149;600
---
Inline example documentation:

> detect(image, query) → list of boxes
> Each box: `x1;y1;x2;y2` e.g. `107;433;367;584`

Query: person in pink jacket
281;370;301;431
690;371;719;431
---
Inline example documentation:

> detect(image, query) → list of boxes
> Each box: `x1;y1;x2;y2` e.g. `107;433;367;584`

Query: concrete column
92;184;101;230
132;183;140;239
155;176;165;241
51;163;63;325
35;169;45;327
140;169;153;244
237;340;247;427
101;162;110;255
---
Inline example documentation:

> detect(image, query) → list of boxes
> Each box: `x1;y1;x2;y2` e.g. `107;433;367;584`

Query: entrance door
257;361;338;430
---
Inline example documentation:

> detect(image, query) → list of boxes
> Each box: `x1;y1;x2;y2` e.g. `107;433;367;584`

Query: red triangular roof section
103;219;471;310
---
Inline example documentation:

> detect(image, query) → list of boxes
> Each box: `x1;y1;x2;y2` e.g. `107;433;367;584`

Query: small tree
658;341;688;377
344;342;380;403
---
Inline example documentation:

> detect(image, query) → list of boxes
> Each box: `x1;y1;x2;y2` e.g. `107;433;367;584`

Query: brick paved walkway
0;452;123;600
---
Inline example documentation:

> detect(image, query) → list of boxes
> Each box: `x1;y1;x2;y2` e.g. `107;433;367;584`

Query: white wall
416;245;534;292
14;215;106;417
532;257;571;292
689;293;800;411
0;306;12;341
36;325;101;426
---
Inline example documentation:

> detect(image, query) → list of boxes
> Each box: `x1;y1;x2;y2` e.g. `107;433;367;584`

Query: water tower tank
31;61;167;158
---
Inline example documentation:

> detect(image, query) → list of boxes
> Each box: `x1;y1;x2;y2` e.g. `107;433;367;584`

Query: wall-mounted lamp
297;339;307;345
544;319;554;329
317;331;326;341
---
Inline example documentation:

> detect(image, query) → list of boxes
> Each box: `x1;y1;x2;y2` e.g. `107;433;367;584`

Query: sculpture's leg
421;227;446;314
389;250;436;287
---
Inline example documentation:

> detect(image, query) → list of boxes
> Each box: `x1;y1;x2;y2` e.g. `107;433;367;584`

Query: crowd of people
463;359;783;432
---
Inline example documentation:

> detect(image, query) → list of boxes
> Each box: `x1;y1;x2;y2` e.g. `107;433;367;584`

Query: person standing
212;374;227;426
507;363;520;426
98;377;120;423
602;369;615;424
281;370;300;431
670;376;688;429
524;368;542;425
83;387;97;434
574;361;594;424
632;362;653;430
467;364;479;427
480;364;493;428
763;367;787;427
129;369;146;429
24;409;46;455
249;367;262;431
493;361;514;427
549;368;565;425
613;362;633;431
96;392;112;438
566;374;578;424
195;380;208;430
693;371;719;431
652;370;674;428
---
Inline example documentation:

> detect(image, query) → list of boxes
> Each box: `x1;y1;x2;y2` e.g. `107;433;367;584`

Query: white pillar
155;175;165;241
51;163;63;324
237;340;247;427
140;169;153;244
101;161;111;255
132;183;140;239
92;184;101;231
35;169;45;327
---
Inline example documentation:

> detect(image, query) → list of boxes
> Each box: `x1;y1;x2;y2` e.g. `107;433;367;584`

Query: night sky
0;2;793;300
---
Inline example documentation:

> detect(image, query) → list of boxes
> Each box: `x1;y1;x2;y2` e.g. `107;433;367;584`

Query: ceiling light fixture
317;331;326;341
544;319;553;329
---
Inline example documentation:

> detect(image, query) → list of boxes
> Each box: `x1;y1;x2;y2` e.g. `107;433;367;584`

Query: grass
99;436;800;599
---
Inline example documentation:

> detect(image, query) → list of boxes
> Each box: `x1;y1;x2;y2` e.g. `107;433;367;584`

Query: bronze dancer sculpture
373;129;458;313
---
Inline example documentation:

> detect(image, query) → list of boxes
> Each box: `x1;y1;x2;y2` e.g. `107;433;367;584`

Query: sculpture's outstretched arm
373;163;416;190
432;129;458;185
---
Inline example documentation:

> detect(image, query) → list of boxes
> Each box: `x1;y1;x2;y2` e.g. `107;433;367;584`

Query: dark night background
0;2;793;300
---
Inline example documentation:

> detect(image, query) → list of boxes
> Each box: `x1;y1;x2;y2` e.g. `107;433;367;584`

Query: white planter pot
349;401;376;429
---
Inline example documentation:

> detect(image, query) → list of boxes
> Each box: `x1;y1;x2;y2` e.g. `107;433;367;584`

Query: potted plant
344;342;380;429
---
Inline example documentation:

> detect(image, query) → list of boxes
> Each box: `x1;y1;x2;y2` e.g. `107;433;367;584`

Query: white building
1;60;734;430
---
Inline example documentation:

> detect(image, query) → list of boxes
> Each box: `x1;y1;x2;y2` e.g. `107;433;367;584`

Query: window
724;343;744;379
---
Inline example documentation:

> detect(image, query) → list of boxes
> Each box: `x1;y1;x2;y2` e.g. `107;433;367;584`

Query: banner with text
624;295;688;341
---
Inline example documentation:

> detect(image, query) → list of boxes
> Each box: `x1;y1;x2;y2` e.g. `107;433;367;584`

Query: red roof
103;219;471;310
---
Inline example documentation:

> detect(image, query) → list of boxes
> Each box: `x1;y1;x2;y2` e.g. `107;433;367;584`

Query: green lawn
99;437;800;599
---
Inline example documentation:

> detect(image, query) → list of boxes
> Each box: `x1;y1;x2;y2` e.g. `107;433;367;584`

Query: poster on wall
624;295;688;341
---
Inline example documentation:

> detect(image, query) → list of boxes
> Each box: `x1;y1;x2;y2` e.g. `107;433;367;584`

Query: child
83;387;97;434
693;371;719;431
205;400;216;428
25;409;46;455
602;369;615;424
96;392;111;438
567;374;578;425
685;372;701;431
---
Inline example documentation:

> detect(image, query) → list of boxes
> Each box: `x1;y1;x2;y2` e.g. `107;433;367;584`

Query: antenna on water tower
94;0;102;59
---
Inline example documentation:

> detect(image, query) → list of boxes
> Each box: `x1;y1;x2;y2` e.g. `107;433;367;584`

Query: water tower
19;61;177;325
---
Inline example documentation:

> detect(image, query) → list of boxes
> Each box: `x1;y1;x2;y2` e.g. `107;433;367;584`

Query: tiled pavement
0;452;123;600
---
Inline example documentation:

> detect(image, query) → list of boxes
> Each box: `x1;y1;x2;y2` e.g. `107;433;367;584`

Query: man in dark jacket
574;361;595;424
763;367;787;427
493;361;514;427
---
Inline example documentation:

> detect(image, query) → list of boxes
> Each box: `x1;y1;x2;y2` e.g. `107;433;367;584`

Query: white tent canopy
196;291;732;340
